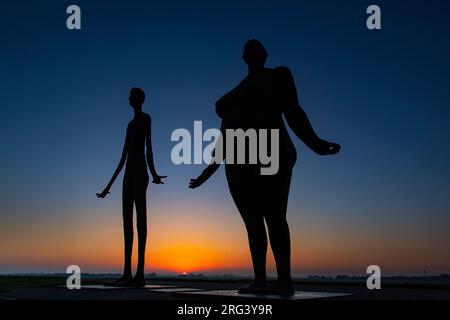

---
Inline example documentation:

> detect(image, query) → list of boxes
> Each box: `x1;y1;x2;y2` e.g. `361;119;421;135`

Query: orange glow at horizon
1;204;450;275
0;205;255;274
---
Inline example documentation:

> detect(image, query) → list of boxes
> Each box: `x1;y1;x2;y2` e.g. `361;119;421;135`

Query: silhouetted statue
97;87;167;287
189;40;340;296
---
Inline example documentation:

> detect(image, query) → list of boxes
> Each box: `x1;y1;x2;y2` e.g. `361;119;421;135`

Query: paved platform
179;289;351;300
2;277;450;300
148;287;207;293
80;284;176;290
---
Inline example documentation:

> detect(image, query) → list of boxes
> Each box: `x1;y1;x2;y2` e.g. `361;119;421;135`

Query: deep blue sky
1;0;449;275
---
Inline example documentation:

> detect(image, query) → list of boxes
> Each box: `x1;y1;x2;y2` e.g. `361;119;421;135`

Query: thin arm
106;130;128;190
197;162;220;182
146;116;158;178
194;123;225;183
280;67;323;152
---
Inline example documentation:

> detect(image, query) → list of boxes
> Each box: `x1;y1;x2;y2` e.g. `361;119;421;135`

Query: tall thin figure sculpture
97;87;167;287
189;40;340;296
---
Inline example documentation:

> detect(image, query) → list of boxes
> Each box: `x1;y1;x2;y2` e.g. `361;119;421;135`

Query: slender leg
122;177;134;279
135;189;147;279
130;175;148;286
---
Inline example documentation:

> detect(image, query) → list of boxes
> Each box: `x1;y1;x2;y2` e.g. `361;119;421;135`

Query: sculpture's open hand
152;175;168;184
315;139;341;156
189;176;207;189
96;188;110;199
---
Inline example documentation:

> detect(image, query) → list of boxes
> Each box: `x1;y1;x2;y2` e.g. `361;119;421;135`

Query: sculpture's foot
238;281;268;295
266;280;295;297
128;275;146;288
106;276;133;287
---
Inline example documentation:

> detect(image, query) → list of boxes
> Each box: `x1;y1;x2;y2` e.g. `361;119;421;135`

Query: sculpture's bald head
243;39;268;68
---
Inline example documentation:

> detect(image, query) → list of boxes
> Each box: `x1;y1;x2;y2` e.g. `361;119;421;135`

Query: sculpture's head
243;39;268;69
129;87;145;108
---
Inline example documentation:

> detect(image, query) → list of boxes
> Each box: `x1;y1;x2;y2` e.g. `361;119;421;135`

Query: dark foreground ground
1;276;450;300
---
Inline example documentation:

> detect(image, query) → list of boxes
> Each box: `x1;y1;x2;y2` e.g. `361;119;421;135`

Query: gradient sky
1;0;449;276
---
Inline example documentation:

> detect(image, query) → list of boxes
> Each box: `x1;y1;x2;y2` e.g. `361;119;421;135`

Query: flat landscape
1;276;450;300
